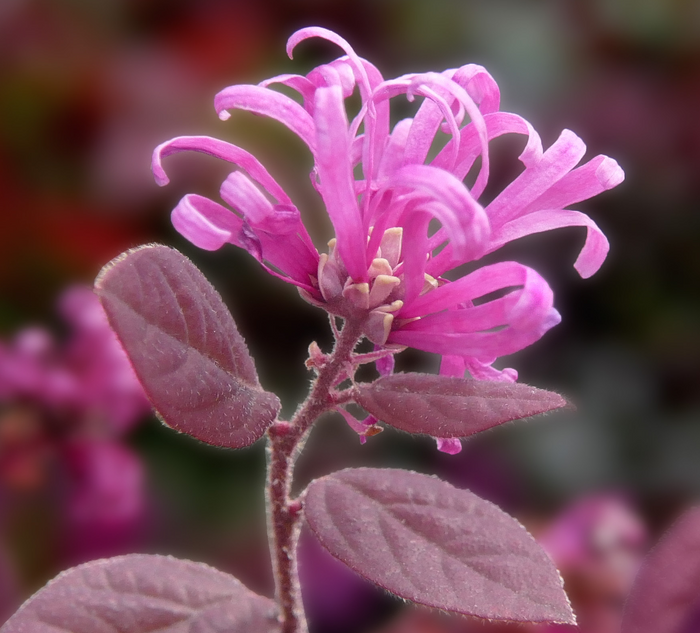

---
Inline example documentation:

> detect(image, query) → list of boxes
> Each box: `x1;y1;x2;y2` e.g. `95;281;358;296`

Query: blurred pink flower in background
0;286;149;430
538;494;647;633
0;286;151;572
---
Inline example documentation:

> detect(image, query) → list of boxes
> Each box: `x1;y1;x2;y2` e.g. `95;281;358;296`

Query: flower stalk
265;318;365;633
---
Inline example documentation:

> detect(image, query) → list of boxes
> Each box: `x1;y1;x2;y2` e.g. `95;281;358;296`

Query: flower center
312;227;439;345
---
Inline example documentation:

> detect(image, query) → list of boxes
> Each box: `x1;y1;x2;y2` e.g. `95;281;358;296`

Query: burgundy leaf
354;373;567;438
95;244;280;448
304;468;574;625
0;554;279;633
622;506;700;633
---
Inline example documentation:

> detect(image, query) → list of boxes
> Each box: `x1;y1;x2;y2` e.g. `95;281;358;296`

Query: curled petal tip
218;110;231;121
560;128;587;156
286;26;328;59
286;26;358;65
152;170;169;187
597;156;625;189
545;307;563;330
151;144;170;186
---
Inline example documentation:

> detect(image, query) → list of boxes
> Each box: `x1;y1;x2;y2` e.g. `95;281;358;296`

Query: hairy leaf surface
304;468;574;625
622;506;700;633
355;373;567;438
0;554;279;633
95;244;280;447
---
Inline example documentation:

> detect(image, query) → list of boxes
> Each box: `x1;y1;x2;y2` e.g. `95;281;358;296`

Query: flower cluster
153;26;622;389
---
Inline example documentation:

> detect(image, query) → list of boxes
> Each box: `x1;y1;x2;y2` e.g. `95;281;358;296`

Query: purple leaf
354;373;567;438
621;506;700;633
0;554;279;633
95;244;280;448
304;468;574;625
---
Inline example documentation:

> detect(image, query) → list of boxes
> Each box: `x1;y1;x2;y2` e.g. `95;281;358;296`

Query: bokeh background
2;1;700;631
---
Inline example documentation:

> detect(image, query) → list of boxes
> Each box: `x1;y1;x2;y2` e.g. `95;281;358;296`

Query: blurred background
1;0;700;631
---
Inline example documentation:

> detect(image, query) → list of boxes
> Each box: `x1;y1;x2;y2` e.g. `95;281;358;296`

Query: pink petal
220;171;274;224
152;135;291;203
387;164;490;262
400;266;553;335
451;64;501;114
308;59;357;95
402;98;444;166
390;264;560;357
214;85;316;152
388;311;560;358
486;129;587;228
402;260;526;319
334;408;380;445
287;27;371;96
489;209;610;278
377;119;412;178
252;217;320;287
436;437;463;454
370;72;489;183
171;194;318;291
432;112;543;188
400;211;431;307
259;73;317;110
221;171;319;259
464;357;518;382
439;354;467;377
171;194;242;251
358;59;390;186
314;86;366;281
521;154;625;214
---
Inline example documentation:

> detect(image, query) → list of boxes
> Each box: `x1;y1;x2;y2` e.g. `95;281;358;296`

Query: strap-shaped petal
400;211;431;307
521;154;625;213
251;225;320;291
152;135;291;204
432;112;543;186
389;306;560;358
451;64;501;114
220;171;317;256
314;86;366;281
287;27;373;98
486;129;587;228
388;164;490;263
401;261;544;320
171;194;243;251
171;194;318;292
369;72;489;184
220;171;274;225
391;263;560;357
259;73;316;110
214;85;316;152
489;209;610;278
377;119;412;179
307;59;356;95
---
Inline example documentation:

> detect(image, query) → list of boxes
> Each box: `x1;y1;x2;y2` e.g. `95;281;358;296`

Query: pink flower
0;287;149;432
0;287;150;561
538;495;647;633
153;26;623;383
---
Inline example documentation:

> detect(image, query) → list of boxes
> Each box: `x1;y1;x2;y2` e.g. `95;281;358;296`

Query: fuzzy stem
265;318;365;633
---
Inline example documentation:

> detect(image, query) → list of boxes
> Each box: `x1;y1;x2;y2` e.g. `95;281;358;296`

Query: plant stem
265;318;365;633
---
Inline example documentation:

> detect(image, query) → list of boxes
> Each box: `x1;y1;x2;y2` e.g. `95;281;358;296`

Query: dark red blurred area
2;1;700;632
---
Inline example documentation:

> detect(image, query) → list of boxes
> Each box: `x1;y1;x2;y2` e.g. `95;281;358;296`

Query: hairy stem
265;318;365;633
